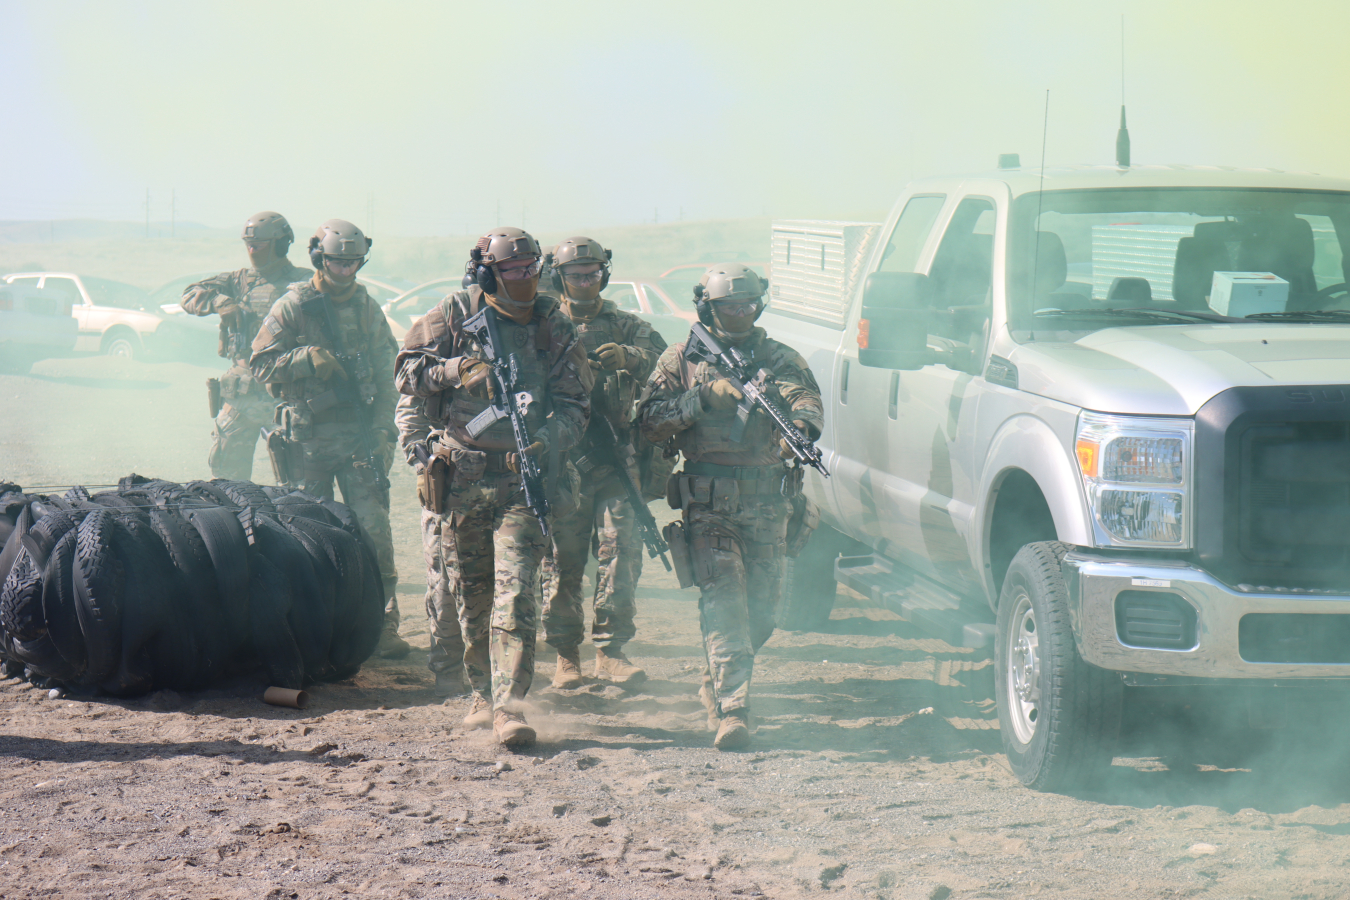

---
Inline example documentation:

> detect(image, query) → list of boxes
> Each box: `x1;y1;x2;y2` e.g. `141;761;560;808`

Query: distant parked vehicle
380;277;462;341
600;279;694;345
0;280;78;373
1;272;214;362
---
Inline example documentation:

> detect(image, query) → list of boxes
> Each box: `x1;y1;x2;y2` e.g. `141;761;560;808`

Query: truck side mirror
857;272;932;370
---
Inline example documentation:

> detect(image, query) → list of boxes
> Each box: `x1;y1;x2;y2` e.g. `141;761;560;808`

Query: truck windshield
1006;188;1350;338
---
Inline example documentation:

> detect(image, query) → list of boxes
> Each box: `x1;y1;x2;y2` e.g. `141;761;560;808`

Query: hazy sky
2;0;1346;237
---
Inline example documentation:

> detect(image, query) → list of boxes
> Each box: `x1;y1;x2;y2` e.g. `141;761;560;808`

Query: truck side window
878;195;945;273
928;197;996;344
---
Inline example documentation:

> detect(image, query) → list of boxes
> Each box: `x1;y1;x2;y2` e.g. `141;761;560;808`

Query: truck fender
976;414;1091;607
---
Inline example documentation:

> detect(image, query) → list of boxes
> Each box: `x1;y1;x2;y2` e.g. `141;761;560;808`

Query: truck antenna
1116;15;1131;168
1031;90;1049;302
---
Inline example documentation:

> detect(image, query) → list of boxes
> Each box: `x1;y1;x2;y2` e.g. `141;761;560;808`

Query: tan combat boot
552;649;583;690
594;647;646;686
376;613;411;660
714;711;751;751
494;708;536;748
462;695;493;729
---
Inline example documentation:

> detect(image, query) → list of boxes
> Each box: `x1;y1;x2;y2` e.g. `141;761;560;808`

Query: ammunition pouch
785;493;820;559
638;438;679;501
662;520;694;589
206;377;222;420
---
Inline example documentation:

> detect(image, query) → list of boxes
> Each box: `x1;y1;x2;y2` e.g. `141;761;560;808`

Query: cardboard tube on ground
263;686;309;709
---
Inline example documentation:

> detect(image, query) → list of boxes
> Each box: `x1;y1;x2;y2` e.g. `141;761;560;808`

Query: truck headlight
1075;412;1193;549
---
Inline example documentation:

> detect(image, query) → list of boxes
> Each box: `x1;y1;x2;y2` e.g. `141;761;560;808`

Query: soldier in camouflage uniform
540;237;665;690
396;391;468;695
395;227;591;748
181;211;311;481
249;219;408;659
637;263;823;751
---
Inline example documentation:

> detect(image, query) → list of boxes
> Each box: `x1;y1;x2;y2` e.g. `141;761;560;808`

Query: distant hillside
0;218;780;290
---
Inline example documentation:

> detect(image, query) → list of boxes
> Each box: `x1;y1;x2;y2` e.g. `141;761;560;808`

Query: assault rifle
584;357;672;571
306;294;390;491
460;305;551;535
683;322;829;477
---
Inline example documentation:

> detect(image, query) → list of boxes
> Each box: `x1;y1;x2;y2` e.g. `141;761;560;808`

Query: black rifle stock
307;294;390;491
682;322;829;477
460;305;552;535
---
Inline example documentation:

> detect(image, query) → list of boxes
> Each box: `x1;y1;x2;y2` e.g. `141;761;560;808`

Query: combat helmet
241;211;294;254
463;226;543;294
547;236;613;295
308;219;372;271
693;262;769;327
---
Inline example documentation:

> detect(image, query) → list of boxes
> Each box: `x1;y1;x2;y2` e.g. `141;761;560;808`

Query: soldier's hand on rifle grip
459;358;495;399
595;342;633;372
506;440;546;473
308;347;347;380
701;379;744;412
780;420;812;458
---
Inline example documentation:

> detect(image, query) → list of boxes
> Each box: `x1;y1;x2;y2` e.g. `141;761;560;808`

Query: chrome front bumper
1062;553;1350;679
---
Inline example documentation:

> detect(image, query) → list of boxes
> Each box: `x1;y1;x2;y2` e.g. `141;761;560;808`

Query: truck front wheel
995;541;1121;791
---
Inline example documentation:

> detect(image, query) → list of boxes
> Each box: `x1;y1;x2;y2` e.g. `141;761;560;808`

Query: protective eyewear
325;256;363;273
244;240;271;251
713;299;760;316
561;267;604;286
498;259;542;281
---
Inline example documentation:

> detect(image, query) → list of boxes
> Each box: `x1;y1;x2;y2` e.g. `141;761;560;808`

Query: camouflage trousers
431;473;548;710
542;471;642;653
207;364;279;482
422;506;467;678
686;490;790;716
295;432;398;600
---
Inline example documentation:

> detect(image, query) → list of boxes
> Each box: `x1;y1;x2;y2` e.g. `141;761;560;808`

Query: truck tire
995;541;1121;792
778;522;850;632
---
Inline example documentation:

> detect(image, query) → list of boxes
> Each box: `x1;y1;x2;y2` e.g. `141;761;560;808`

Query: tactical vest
437;288;555;453
673;337;799;460
273;282;382;421
221;263;308;362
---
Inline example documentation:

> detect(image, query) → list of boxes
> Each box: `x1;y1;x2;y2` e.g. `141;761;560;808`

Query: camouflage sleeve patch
264;315;282;335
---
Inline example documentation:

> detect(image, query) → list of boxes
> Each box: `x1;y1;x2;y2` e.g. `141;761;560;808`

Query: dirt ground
6;355;1350;900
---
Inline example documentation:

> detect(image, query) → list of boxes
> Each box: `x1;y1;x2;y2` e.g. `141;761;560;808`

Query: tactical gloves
701;379;744;412
594;342;637;372
459;358;494;398
506;440;546;474
308;347;347;380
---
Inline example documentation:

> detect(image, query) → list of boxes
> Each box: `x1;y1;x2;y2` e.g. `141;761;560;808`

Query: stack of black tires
0;476;385;696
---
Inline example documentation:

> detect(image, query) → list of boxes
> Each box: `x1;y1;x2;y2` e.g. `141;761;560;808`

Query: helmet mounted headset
462;227;543;298
693;263;769;329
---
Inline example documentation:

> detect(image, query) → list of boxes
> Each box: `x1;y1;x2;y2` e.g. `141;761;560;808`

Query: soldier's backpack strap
440;288;483;357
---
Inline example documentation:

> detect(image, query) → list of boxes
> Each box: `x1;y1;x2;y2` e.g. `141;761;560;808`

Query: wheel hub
1005;592;1041;745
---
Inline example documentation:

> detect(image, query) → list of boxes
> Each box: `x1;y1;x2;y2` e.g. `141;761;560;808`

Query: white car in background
0;279;78;373
0;272;214;362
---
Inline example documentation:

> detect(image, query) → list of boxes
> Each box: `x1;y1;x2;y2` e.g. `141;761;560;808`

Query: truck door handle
840;360;849;405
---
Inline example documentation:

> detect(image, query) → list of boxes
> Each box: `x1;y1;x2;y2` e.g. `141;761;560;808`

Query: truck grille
1240;422;1350;571
1195;386;1350;591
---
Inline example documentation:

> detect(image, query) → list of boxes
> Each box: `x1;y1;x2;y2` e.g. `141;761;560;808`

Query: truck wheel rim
1006;590;1040;745
108;338;134;358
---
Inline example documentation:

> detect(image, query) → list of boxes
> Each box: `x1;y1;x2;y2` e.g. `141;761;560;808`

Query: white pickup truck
764;164;1350;791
